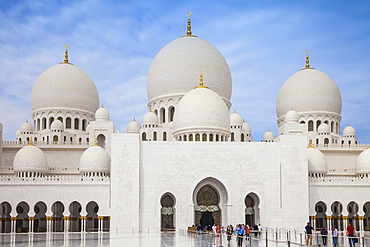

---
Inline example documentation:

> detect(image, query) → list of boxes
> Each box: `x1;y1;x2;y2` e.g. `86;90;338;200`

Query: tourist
212;224;217;235
332;225;338;247
320;226;328;246
305;222;313;245
347;223;356;247
253;224;258;236
226;224;233;241
216;225;221;236
258;224;262;236
236;224;245;247
245;225;250;240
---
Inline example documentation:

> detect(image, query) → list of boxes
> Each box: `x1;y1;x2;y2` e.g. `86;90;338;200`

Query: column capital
342;216;349;220
63;216;71;220
97;216;104;220
326;216;333;219
309;216;317;219
28;217;35;221
358;216;365;220
10;217;17;221
80;216;87;220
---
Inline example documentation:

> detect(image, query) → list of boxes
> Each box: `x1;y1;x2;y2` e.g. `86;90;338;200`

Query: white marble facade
1;16;370;235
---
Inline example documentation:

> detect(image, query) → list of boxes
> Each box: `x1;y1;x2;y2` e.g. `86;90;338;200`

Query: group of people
305;222;357;247
232;224;263;247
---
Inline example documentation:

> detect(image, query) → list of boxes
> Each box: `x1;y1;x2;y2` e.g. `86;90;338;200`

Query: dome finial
181;12;197;38
194;73;209;89
303;50;314;70
60;44;73;64
308;139;314;148
93;138;99;146
28;137;34;146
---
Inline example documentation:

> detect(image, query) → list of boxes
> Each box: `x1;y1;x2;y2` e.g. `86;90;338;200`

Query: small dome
50;120;64;131
32;63;99;114
284;109;299;123
356;148;370;174
79;145;111;173
173;86;230;136
147;36;232;104
307;147;327;173
127;119;141;133
263;130;274;141
276;69;342;119
13;144;47;172
318;123;330;134
95;106;110;121
243;121;251;134
143;111;158;125
343;124;356;137
20;120;33;133
230;111;243;126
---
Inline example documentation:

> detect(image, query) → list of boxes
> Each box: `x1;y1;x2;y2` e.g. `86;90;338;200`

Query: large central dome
147;36;232;103
32;63;99;114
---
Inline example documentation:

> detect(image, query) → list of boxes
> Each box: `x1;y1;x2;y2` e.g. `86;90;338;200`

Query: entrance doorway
195;185;221;227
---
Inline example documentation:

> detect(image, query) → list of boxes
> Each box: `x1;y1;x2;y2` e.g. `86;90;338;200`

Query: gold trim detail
326;216;333;219
28;217;35;221
342;216;349;220
80;216;87;220
358;216;365;220
10;217;17;221
309;216;316;219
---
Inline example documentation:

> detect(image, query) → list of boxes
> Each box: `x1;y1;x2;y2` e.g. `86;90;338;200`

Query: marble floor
0;231;265;247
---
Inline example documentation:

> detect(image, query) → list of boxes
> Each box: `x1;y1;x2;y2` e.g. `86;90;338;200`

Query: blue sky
1;0;370;142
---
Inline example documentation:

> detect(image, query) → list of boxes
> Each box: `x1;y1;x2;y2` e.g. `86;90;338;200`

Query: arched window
308;120;313;131
315;201;327;230
168;106;175;122
316;120;321;131
82;119;87;131
160;108;165;124
53;135;58;142
163;132;167;141
153;132;157;141
300;121;305;124
49;117;54;128
154;109;158;116
241;133;245;142
142;132;147;141
37;119;41;131
202;134;207;141
195;134;200;141
189;134;193;141
331;121;334;133
209;134;213;141
42;118;47;130
66;117;72;129
231;132;235;142
216;134;219;142
221;135;224;142
183;135;187;141
97;134;106;148
324;138;329;145
74;118;79;130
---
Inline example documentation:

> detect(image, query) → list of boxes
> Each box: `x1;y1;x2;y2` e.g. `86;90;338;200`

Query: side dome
20;120;33;134
143;111;158;126
263;130;274;142
127;119;141;133
276;68;342;119
307;147;327;173
343;124;356;137
147;36;232;103
79;144;110;173
356;148;370;174
284;109;299;123
32;63;99;114
13;144;47;173
173;84;230;138
318;123;330;134
95;106;110;121
230;111;243;127
50;120;64;131
243;121;251;134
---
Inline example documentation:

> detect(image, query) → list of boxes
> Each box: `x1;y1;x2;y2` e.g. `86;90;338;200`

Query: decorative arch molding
160;192;176;231
245;192;261;226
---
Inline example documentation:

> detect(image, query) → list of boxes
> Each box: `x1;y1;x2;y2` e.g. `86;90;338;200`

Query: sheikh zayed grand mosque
1;15;370;235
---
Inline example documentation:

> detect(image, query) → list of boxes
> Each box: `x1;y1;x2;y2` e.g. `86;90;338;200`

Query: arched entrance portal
245;193;260;226
195;185;221;228
160;193;175;231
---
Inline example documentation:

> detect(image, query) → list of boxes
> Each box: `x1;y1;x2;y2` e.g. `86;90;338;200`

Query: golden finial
149;107;153;112
194;73;209;89
93;138;99;146
234;109;237;113
308;139;314;148
60;44;73;64
133;117;136;121
28;137;34;146
302;50;314;70
181;12;197;38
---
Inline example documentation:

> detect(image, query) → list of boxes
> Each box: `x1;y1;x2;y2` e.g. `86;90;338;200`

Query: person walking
332;225;338;247
226;224;233;242
347;223;356;247
236;224;245;247
305;222;313;245
320;226;328;246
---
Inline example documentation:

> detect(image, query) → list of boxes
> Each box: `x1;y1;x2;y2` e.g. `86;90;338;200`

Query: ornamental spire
303;50;314;70
60;44;73;64
194;73;209;89
28;137;34;146
181;12;197;38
